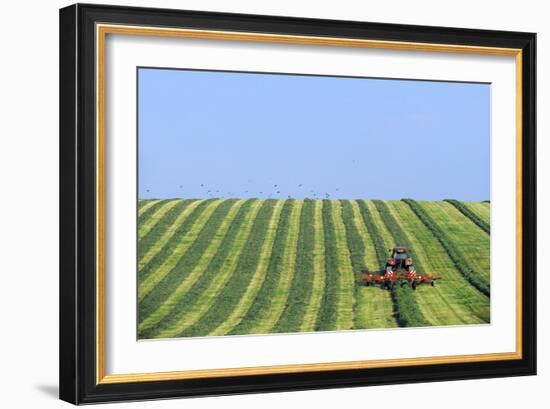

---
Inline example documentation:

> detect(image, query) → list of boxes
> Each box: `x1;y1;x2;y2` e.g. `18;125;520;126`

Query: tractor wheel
365;281;370;287
412;281;417;290
431;281;435;287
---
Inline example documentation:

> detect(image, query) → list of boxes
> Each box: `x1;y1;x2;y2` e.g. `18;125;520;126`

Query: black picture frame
60;3;536;404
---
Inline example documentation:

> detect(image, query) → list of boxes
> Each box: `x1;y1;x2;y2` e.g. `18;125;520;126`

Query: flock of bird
145;182;342;199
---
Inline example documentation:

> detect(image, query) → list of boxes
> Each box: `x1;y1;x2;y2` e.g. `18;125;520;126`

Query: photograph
56;3;536;404
136;67;491;340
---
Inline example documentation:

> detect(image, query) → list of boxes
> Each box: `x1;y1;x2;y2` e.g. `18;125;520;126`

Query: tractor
360;246;439;290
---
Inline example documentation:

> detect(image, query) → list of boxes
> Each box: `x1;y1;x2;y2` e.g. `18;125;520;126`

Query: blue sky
138;68;490;201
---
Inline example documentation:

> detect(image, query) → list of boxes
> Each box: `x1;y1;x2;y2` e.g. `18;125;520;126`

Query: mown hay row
402;199;490;297
138;199;248;335
274;199;315;333
444;199;490;234
153;200;265;339
208;200;284;336
229;200;295;335
138;199;233;322
372;200;430;328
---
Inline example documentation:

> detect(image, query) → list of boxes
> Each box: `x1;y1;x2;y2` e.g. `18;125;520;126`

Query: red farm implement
360;246;440;290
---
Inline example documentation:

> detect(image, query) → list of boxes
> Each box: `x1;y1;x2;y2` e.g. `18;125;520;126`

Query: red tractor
361;246;439;290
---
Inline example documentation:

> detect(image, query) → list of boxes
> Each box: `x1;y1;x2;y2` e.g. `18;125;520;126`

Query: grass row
387;201;489;325
181;200;277;337
138;200;180;240
340;200;366;308
138;199;194;259
154;200;264;339
137;200;211;282
274;199;315;333
209;201;285;336
464;202;490;225
251;200;303;333
372;200;430;328
348;201;397;329
299;200;326;332
229;200;295;335
444;199;490;234
138;199;247;335
330;201;356;329
314;200;342;331
402;199;490;297
138;200;204;272
138;199;162;219
138;199;235;324
421;202;490;280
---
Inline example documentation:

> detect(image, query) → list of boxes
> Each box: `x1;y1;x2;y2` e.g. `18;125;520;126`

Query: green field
137;199;490;339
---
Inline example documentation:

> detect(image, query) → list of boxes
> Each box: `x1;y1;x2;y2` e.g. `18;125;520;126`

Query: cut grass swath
244;200;303;334
138;199;168;231
444;199;490;234
330;201;355;330
138;200;180;240
138;199;194;259
208;200;285;336
152;200;264;339
274;199;315;333
138;199;234;323
138;199;211;283
372;200;430;328
421;201;490;280
387;201;489;325
403;199;490;297
138;199;247;336
138;200;204;272
182;200;277;337
314;200;341;331
229;200;295;335
348;201;396;329
299;200;326;332
340;201;365;322
138;199;161;217
464;202;490;226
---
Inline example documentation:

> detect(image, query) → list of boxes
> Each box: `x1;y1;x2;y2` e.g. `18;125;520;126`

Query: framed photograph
59;3;536;404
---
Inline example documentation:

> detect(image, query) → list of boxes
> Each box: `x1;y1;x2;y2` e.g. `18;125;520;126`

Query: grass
422;202;490;279
464;202;490;227
138;200;210;283
348;201;396;329
330;201;356;330
299;200;327;332
138;199;248;336
138;199;233;324
387;201;489;324
137;198;491;338
138;199;181;241
403;199;490;297
274;199;315;333
138;199;162;219
208;200;283;336
444;199;490;234
229;200;295;335
153;200;264;339
372;200;430;328
138;199;195;262
314;200;342;331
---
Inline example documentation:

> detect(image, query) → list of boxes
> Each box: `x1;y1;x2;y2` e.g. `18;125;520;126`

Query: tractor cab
386;246;414;271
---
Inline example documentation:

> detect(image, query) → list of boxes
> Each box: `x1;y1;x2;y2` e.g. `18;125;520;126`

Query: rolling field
137;199;490;339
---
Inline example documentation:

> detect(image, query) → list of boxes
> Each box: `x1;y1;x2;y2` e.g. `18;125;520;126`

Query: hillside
137;199;490;339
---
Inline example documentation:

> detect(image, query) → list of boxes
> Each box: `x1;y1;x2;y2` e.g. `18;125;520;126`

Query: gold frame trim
96;23;523;385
